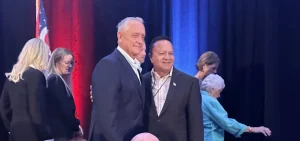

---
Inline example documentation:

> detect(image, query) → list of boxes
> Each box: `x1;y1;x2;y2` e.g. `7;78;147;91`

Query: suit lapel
159;68;180;116
144;73;159;118
114;49;144;102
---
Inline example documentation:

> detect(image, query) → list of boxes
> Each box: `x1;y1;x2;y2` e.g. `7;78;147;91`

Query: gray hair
117;17;144;32
201;74;225;92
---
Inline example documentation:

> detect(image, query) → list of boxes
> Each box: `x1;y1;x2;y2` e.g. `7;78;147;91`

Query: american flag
36;0;49;46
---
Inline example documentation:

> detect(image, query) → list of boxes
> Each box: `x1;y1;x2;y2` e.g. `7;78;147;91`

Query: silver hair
117;17;144;32
201;74;225;92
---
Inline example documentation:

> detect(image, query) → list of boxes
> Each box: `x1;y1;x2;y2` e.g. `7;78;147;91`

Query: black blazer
143;68;204;141
88;49;145;141
46;74;80;139
0;67;48;140
0;117;9;141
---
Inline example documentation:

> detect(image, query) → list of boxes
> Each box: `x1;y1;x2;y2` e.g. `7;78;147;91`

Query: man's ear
117;32;122;43
149;53;153;63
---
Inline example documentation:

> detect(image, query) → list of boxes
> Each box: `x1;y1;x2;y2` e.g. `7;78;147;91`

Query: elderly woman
46;48;82;141
0;38;50;141
201;74;271;141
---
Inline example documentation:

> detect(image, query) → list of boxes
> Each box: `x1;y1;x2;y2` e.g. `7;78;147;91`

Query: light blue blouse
201;90;247;141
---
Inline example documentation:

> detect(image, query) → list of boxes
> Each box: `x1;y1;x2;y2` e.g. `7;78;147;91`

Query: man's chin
162;67;172;73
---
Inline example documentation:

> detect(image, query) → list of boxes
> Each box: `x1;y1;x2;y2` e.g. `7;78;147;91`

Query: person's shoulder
23;67;45;79
96;52;119;66
47;74;65;90
201;91;218;104
93;52;121;76
21;68;46;85
142;71;151;78
175;68;198;82
2;78;12;89
47;73;60;81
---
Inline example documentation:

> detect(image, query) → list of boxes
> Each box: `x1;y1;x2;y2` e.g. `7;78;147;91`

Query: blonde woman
46;48;82;141
0;38;50;141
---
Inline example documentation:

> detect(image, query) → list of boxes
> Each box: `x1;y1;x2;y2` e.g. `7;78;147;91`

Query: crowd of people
0;17;271;141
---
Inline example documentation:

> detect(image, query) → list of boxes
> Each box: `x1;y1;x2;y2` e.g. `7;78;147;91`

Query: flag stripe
36;0;49;46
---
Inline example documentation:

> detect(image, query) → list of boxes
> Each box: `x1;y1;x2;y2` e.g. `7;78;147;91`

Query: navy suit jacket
88;49;145;141
143;68;204;141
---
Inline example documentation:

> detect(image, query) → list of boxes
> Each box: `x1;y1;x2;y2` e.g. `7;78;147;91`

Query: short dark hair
149;36;172;55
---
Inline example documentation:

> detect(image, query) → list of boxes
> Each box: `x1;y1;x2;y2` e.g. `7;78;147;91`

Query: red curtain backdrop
43;0;94;138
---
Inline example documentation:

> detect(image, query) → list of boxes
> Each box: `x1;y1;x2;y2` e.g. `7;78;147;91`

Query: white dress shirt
117;46;142;84
151;67;173;115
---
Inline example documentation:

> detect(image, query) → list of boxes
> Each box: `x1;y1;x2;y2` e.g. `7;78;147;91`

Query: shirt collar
117;46;136;63
117;46;141;71
135;60;142;72
200;90;209;96
151;66;173;80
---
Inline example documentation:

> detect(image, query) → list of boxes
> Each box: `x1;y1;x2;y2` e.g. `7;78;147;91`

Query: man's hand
74;125;84;138
90;85;93;102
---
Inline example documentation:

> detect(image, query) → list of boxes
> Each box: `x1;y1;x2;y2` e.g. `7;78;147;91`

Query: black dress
46;74;80;140
0;67;48;141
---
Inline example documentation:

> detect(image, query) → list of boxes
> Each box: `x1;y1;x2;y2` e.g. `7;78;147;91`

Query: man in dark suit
89;17;146;141
143;36;204;141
